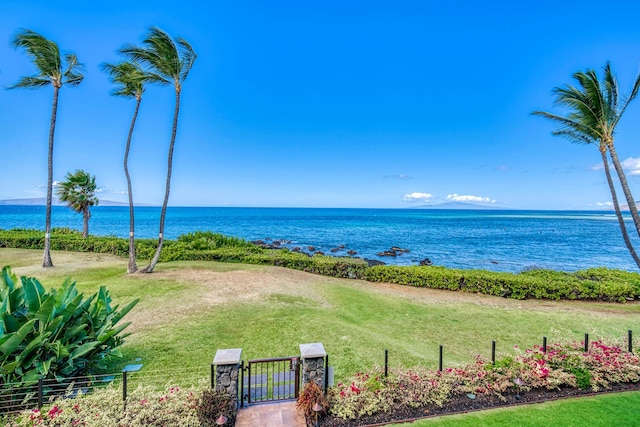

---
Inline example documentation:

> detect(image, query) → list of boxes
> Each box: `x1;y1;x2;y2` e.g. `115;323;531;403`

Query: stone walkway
235;401;306;427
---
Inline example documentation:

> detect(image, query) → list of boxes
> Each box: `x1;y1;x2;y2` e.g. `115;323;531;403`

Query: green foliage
571;367;592;390
363;265;640;302
0;266;138;386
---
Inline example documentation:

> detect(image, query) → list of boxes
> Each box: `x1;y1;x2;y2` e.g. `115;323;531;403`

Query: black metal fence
0;365;209;416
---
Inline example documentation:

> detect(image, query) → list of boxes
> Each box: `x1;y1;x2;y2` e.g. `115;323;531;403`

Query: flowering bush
4;381;237;427
329;338;640;420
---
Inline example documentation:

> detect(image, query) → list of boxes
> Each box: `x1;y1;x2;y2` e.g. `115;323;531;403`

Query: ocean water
0;205;637;273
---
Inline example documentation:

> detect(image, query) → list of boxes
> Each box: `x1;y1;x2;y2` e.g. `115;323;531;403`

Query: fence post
438;345;443;372
122;370;128;405
37;377;43;409
210;362;215;389
543;336;547;353
629;330;633;353
384;349;388;378
584;333;589;352
300;343;327;391
491;340;496;364
324;354;329;394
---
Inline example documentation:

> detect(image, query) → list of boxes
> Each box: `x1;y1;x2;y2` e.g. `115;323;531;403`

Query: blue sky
2;0;640;209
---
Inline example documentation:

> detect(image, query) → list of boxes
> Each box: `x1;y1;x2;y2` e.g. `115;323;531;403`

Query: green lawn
3;248;639;381
399;391;640;426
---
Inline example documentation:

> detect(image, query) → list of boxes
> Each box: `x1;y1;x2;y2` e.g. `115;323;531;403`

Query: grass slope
3;248;638;382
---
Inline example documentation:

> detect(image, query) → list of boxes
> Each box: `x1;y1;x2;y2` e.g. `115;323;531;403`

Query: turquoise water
0;205;636;273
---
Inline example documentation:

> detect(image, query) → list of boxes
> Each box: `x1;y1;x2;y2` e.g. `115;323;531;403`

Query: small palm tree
56;170;99;238
101;61;148;273
9;29;84;267
120;27;196;273
533;62;640;268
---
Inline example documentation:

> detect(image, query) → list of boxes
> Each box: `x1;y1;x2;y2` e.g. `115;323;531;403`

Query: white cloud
595;201;613;207
622;157;640;175
495;165;510;172
402;192;433;202
446;194;496;203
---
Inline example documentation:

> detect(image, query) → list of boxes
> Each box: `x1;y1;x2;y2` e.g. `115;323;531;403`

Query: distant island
0;197;132;207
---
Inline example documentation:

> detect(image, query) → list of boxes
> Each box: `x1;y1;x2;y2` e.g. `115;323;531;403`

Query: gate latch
290;357;299;371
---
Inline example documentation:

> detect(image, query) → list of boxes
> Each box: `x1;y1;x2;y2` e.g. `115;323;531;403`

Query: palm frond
7;76;51;89
101;61;147;98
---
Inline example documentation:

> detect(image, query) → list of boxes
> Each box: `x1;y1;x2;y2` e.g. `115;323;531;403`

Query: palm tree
56;170;99;238
120;27;196;273
101;61;148;274
533;62;640;268
9;29;84;267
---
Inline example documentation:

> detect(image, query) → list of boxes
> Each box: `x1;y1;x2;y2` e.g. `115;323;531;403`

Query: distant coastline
0;197;149;207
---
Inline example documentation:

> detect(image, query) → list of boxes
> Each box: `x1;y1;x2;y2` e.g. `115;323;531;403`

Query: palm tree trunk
82;208;89;238
606;141;640;239
125;97;141;274
141;89;181;273
43;86;59;268
600;146;640;268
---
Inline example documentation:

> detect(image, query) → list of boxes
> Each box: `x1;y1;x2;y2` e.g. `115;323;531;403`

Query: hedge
1;228;639;302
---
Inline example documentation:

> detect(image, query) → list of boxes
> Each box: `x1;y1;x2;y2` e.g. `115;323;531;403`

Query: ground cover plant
1;248;639;425
318;338;640;426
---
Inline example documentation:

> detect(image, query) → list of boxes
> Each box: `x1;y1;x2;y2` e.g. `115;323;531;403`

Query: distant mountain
410;201;504;210
0;197;130;206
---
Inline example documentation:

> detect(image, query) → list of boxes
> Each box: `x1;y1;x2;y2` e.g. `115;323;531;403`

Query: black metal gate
242;356;300;405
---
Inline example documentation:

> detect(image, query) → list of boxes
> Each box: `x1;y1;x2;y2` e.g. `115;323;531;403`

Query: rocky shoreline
250;238;436;267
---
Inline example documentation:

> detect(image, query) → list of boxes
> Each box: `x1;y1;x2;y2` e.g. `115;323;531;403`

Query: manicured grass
3;248;639;383
399;391;640;426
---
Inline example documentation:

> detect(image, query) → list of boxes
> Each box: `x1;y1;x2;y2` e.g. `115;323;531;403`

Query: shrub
297;381;329;424
0;266;138;387
196;388;237;427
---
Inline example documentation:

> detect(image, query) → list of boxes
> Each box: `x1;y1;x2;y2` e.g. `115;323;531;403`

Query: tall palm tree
9;29;84;268
101;61;148;274
120;27;196;273
56;170;99;238
533;62;640;268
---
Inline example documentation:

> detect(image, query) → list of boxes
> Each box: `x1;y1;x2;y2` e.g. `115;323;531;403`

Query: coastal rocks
347;249;357;255
420;258;433;266
377;246;411;257
307;246;316;252
365;258;386;267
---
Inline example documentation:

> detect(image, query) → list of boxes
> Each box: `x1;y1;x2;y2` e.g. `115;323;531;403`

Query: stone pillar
212;348;242;405
300;343;327;389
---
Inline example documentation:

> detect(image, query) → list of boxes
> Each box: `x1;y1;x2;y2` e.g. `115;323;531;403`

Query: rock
307;246;316;252
377;250;397;257
251;240;268;248
347;250;357;255
490;260;498;265
391;246;410;253
272;240;281;247
365;258;386;267
338;244;345;249
315;251;325;255
330;247;340;253
292;246;301;252
420;258;433;266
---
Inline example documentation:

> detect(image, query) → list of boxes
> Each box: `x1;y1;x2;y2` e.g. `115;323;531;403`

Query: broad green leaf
35;294;56;328
22;277;46;314
111;298;139;325
69;341;99;360
0;360;20;375
0;319;35;357
18;332;50;361
34;357;54;376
